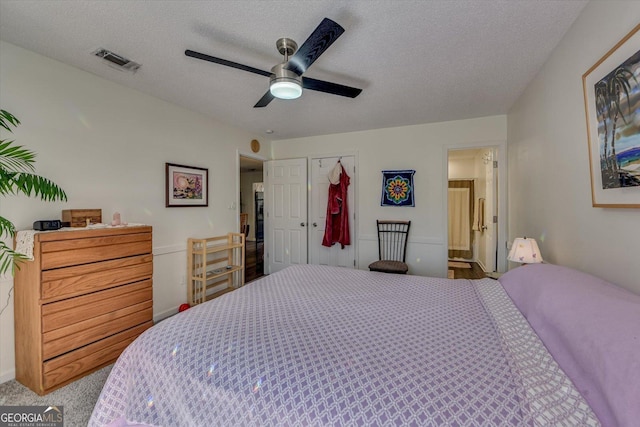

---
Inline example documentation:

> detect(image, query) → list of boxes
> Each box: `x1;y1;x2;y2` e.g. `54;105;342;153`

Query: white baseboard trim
0;369;15;384
153;244;186;256
153;307;178;323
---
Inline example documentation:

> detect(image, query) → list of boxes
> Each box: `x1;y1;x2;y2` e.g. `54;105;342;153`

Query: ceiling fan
185;18;362;108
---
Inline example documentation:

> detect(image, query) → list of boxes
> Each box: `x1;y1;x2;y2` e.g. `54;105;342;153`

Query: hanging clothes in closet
322;160;351;249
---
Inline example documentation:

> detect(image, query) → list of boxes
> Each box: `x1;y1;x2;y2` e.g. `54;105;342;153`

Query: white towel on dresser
15;230;36;260
13;224;147;262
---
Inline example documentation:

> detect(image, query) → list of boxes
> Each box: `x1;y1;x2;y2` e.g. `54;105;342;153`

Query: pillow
499;263;640;427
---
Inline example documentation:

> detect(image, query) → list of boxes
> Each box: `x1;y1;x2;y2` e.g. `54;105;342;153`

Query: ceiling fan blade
185;50;272;77
302;77;362;98
286;18;345;76
254;91;275;108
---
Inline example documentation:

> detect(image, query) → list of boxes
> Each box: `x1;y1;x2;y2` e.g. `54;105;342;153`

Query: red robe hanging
322;163;351;248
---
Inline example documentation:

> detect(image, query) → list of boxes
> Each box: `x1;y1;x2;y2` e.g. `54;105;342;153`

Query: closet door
309;156;356;268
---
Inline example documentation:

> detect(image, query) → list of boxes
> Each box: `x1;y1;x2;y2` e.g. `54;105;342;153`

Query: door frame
236;150;267;232
443;141;507;273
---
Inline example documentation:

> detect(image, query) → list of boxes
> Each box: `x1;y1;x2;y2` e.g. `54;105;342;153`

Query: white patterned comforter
90;265;598;426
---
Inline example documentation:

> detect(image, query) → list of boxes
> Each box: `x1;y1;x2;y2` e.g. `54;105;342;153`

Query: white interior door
265;158;308;274
309;156;356;268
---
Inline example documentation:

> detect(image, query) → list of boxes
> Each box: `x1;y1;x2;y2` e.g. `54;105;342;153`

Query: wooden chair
368;220;411;274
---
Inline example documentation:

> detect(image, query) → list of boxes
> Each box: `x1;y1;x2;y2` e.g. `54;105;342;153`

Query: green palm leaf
0;169;67;201
0;241;28;275
0;109;67;276
0;110;20;132
0;139;36;172
0;216;16;239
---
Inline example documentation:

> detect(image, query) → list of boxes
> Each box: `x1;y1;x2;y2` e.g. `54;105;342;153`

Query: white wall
0;41;270;381
507;1;640;293
271;116;507;277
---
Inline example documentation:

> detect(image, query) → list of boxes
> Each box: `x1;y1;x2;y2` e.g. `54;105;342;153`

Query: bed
89;264;640;426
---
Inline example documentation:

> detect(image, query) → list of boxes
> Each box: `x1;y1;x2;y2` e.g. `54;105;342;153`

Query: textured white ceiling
0;0;587;140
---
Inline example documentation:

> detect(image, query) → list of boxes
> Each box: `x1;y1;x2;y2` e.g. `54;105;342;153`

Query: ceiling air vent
93;48;141;72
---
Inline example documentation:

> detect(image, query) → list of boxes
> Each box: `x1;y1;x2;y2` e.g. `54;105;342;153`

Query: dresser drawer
40;232;152;270
42;302;152;360
42;321;152;390
41;255;153;301
42;280;152;332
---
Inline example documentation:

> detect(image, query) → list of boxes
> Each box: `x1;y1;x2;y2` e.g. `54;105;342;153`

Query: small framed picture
165;163;208;207
381;169;416;207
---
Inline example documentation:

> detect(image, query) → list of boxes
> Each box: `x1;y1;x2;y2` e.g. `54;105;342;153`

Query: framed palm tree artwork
583;23;640;208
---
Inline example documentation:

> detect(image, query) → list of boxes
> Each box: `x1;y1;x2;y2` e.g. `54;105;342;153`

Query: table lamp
507;237;543;264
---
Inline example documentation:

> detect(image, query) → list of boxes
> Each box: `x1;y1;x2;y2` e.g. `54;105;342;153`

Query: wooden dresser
14;226;153;395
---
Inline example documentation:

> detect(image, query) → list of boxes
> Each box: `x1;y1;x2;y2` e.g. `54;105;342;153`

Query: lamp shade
507;237;543;264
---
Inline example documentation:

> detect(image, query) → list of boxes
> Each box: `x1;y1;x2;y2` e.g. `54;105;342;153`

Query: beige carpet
447;269;455;279
0;365;112;426
448;261;472;269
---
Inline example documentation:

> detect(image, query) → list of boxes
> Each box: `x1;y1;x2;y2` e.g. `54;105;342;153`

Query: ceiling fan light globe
270;80;302;100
